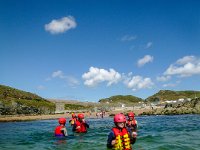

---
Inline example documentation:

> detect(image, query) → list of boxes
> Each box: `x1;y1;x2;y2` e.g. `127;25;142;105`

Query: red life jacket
126;119;137;130
75;120;87;133
54;125;64;136
112;127;132;150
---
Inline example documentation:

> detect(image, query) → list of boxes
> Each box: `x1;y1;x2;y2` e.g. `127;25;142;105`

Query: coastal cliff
0;85;55;115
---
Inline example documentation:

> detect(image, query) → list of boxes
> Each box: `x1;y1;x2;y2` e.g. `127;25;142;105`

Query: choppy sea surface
0;115;200;150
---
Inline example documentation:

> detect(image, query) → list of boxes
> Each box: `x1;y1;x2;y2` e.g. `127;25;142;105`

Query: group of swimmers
54;112;137;150
54;113;89;136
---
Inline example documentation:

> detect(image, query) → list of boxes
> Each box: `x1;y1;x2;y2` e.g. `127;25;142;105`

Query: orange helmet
78;113;84;119
128;112;135;118
114;113;126;123
58;118;66;125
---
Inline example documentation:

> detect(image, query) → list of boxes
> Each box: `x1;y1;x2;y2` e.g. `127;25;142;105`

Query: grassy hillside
64;103;94;111
0;85;55;115
99;95;143;106
146;90;200;102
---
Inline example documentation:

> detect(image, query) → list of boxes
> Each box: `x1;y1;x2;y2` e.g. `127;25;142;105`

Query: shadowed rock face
141;98;200;115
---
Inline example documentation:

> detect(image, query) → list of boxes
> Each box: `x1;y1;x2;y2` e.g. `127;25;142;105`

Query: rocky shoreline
141;98;200;115
1;98;200;122
0;112;103;122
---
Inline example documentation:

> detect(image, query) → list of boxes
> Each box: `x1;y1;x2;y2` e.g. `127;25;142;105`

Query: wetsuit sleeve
130;136;136;144
128;130;137;144
107;131;115;148
72;123;76;132
85;122;89;128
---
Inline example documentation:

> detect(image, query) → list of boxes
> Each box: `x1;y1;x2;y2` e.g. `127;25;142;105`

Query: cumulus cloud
156;75;171;82
45;16;77;34
50;70;79;87
164;55;200;77
176;56;196;65
145;42;153;49
82;67;122;87
137;55;154;67
121;35;137;42
124;75;154;91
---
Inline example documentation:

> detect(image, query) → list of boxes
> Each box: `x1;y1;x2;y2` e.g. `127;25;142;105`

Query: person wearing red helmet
107;113;134;150
69;113;77;126
54;118;68;137
72;113;89;133
126;112;138;144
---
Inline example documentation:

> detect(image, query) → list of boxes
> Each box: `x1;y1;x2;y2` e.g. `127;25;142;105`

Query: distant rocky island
0;84;200;116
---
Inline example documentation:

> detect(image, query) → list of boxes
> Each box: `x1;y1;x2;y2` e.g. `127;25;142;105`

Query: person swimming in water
126;112;138;144
107;113;135;150
69;113;77;126
54;118;68;137
72;113;89;133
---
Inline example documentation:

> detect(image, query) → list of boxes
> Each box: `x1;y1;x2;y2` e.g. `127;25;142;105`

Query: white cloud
52;70;65;78
82;67;122;87
145;42;153;49
156;75;171;82
176;56;196;65
137;55;154;67
121;35;137;42
164;55;200;77
162;81;180;87
45;16;77;34
50;70;79;87
124;75;154;91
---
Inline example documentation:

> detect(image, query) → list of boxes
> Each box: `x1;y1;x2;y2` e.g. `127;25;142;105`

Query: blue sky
1;0;200;102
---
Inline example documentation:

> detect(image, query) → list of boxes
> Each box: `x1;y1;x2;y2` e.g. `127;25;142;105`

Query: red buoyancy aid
112;127;132;150
127;119;137;127
127;119;137;131
75;120;87;133
54;125;64;136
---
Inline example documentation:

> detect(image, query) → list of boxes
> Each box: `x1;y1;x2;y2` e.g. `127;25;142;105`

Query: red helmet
72;113;76;118
58;118;66;125
114;113;126;123
128;112;135;118
78;113;84;119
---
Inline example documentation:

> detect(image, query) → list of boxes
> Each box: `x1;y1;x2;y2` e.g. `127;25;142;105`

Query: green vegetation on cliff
146;90;200;102
0;85;55;115
64;103;93;111
99;95;143;105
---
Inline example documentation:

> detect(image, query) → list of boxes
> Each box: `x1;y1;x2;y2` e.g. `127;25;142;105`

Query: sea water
0;115;200;150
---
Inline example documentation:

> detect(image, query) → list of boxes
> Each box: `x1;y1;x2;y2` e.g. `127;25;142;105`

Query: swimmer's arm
72;124;76;131
61;127;68;136
85;122;89;128
107;131;115;148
